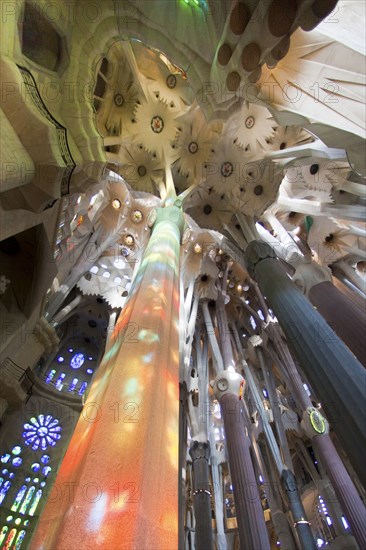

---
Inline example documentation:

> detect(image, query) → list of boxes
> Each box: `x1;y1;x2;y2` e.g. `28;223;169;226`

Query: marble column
213;371;271;550
245;241;366;488
30;204;185;550
189;441;214;550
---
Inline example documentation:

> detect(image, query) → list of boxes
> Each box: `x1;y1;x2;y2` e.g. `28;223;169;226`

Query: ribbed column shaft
309;281;366;366
245;242;366;487
257;348;293;470
281;469;316;549
312;435;366;545
189;441;214;550
220;393;271;550
216;291;234;369
268;311;366;547
251;436;296;550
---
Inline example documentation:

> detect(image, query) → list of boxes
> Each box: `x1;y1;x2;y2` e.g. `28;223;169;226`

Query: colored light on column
30;207;183;550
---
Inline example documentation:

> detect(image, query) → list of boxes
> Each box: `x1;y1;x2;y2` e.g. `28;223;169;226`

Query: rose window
22;415;62;451
70;352;85;369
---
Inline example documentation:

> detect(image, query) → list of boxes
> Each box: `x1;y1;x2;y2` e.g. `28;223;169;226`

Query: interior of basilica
0;1;365;549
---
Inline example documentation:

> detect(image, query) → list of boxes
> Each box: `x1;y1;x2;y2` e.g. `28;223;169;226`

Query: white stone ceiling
65;33;365;308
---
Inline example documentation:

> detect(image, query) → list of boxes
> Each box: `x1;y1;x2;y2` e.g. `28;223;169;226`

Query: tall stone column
30;204;185;550
245;241;366;488
189;440;214;550
179;383;188;550
308;281;366;366
213;371;271;550
292;261;366;366
265;316;366;547
251;436;296;550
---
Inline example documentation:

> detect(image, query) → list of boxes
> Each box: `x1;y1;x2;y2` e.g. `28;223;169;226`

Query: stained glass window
0;414;63;548
70;352;85;369
22;415;62;451
68;378;78;392
45;369;56;384
55;373;66;390
78;382;88;395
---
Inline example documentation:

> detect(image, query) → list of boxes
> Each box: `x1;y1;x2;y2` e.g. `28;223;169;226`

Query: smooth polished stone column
245;241;366;488
213;371;271;550
189;441;214;550
30;205;185;550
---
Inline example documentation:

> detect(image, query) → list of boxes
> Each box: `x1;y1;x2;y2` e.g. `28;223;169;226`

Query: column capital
212;370;244;401
189;440;211;461
245;240;277;277
292;260;332;297
154;204;185;236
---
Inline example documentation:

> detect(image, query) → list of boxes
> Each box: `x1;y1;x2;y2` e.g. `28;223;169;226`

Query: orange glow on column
30;207;183;550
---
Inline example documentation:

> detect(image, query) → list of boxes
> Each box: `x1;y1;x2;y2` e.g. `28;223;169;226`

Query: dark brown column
189;441;214;550
219;390;271;550
309;280;366;366
245;241;366;488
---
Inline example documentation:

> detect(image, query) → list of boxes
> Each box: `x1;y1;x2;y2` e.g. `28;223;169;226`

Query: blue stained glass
0;480;12;504
12;457;22;467
9;473;15;479
78;382;88;395
31;463;40;472
23;520;29;526
68;378;78;392
19;486;35;514
70;353;85;369
57;356;64;363
42;466;51;477
41;455;50;464
55;373;66;391
28;489;42;516
2;469;8;475
25;477;30;482
11;485;27;512
23;415;62;451
14;529;26;549
86;368;93;375
68;348;73;353
45;369;56;384
1;454;11;463
0;476;3;486
12;446;21;456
